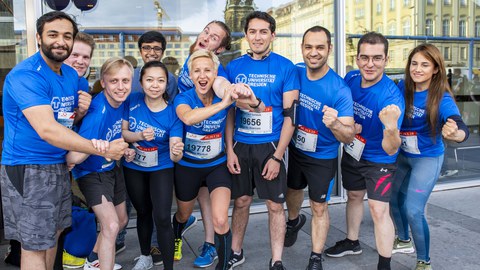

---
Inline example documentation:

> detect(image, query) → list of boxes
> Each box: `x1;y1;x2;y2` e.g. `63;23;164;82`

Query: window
444;47;451;60
460;47;467;60
376;2;382;14
403;0;410;7
127;35;133;41
427;0;434;5
426;19;434;36
376;25;383;33
442;19;450;36
355;8;365;19
443;0;451;5
389;0;395;10
459;20;466;37
476;47;480;60
476;21;480;37
460;0;467;7
403;19;411;35
388;22;396;35
403;48;409;60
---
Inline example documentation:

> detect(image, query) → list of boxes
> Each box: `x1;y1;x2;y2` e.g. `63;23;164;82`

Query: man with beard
0;11;128;270
284;26;355;270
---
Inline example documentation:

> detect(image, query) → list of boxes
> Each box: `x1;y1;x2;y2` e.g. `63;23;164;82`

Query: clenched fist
379;104;401;130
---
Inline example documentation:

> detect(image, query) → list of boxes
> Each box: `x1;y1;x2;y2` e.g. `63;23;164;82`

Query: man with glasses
324;32;405;270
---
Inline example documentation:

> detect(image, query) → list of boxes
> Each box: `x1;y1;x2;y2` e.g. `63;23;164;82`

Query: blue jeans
390;153;443;262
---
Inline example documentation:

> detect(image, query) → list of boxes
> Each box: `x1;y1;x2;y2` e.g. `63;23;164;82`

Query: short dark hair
138;31;167;51
243;11;276;34
207;20;232;51
140;61;170;102
302;25;331;46
36;11;78;37
75;32;95;56
357;32;388;56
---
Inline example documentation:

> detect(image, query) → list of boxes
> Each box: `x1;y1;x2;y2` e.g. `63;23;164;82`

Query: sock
87;251;98;262
233;250;242;256
215;230;232;270
346;238;359;245
310;251;322;259
399;238;411;243
287;216;299;227
172;213;186;239
377;254;391;270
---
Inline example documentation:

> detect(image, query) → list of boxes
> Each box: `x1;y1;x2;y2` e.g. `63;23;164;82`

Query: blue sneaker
193;242;217;268
182;215;198;237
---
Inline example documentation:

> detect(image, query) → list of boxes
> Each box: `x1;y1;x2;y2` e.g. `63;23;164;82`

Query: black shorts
174;162;231;202
231;141;287;203
287;146;337;203
341;151;397;202
77;165;126;207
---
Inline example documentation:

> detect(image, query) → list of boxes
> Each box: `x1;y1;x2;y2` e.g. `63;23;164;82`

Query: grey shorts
0;164;71;251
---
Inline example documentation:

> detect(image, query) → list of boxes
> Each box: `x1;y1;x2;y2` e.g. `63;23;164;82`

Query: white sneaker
83;259;122;270
132;255;153;270
439;169;458;178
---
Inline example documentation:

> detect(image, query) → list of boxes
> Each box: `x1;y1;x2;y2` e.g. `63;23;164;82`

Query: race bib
294;125;318;152
57;111;75;129
185;132;222;159
132;142;158;167
238;106;273;134
400;131;420;154
344;134;366;161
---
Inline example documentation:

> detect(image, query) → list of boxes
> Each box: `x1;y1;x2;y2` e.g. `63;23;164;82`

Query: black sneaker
150;246;163;265
324;238;362;258
306;255;323;270
115;242;126;255
226;249;245;269
284;214;307;247
270;259;286;270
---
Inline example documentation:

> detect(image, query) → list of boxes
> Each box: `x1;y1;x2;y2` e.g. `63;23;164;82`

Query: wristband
249;97;262;109
271;154;282;163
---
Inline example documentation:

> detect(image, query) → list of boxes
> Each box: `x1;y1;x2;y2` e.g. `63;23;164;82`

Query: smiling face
245;18;275;59
37;19;75;64
409;52;438;90
190;56;216;96
356;43;387;87
64;41;92;77
302;30;331;75
193;23;227;54
141;66;167;100
140;41;164;63
101;64;132;108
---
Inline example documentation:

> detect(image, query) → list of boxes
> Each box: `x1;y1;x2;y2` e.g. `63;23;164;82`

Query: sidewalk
1;186;479;269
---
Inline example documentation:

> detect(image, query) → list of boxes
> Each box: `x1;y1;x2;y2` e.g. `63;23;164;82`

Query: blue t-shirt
177;54;228;93
78;76;89;93
397;81;460;158
226;53;300;144
132;66;179;103
174;90;231;168
292;64;353;159
2;52;79;165
344;70;405;164
122;92;183;171
72;92;126;179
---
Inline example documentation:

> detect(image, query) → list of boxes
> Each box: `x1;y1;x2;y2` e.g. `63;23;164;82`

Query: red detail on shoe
374;173;392;192
381;182;391;196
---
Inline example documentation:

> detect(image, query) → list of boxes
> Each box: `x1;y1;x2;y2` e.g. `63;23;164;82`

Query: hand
442;118;459;140
171;141;184;156
91;139;110;154
104;138;129;160
221;85;236;106
123;148;135;162
379;104;401;130
322;105;339;128
77;90;92;116
227;151;241;174
233;83;253;99
141;127;155;141
354;123;362;134
261;157;281;181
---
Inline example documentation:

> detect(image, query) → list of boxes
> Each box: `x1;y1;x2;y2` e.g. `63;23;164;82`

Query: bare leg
266;200;285;262
346;190;366;240
21;249;46;270
310;200;329;253
210;187;231;234
286;188;304;220
230;195;252;253
197;187;215;243
368;200;394;257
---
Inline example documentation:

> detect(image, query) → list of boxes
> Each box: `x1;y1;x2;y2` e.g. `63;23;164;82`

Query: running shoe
324;238;362;258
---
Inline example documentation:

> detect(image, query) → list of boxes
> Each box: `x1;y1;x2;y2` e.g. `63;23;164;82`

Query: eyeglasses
357;55;385;65
141;45;163;53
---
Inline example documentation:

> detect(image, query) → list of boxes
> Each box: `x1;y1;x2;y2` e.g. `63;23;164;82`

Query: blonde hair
187;49;219;74
100;57;134;79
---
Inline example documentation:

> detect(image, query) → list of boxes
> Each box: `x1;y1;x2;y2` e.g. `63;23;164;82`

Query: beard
41;42;71;63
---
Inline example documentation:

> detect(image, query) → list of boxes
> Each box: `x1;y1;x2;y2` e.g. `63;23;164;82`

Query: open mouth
198;81;208;87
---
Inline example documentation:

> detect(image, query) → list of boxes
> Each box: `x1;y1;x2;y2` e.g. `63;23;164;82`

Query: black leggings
123;166;174;269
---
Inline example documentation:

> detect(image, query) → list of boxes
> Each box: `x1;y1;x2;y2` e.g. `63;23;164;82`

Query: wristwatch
249;97;262;109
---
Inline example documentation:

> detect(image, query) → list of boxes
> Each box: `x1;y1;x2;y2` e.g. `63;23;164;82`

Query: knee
310;201;328;217
369;204;389;222
266;200;284;214
347;190;365;202
102;220;121;239
175;211;190;223
405;206;424;222
213;215;229;231
155;214;172;229
234;196;252;209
